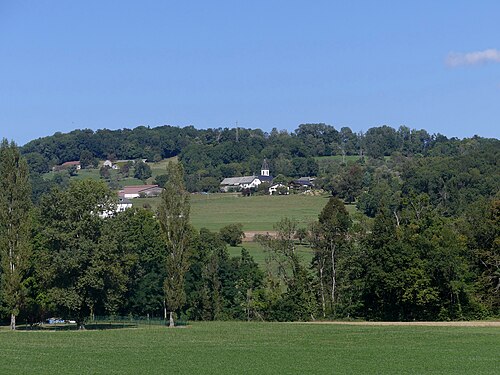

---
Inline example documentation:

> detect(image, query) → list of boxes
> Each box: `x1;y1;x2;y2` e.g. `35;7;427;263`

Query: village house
289;177;316;190
103;160;119;169
99;197;133;218
269;183;289;195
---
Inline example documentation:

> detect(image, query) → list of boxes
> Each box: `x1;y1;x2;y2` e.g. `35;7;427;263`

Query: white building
220;176;262;192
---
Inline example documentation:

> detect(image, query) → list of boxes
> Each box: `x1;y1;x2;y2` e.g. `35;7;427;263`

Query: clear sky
1;1;499;145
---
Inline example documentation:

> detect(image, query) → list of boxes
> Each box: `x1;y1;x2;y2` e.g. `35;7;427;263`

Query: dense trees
35;180;118;328
219;224;245;246
21;123;477;194
0;124;498;325
0;140;32;330
310;198;351;317
134;160;152;181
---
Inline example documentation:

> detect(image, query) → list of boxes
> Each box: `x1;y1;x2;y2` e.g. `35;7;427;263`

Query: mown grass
228;242;314;267
134;192;357;234
134;193;334;231
0;322;498;374
189;193;335;231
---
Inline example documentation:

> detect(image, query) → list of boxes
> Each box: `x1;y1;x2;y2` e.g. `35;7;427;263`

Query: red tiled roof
61;161;80;166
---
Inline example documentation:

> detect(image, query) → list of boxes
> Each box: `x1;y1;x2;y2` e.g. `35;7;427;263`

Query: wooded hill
0;124;497;325
20;123;500;214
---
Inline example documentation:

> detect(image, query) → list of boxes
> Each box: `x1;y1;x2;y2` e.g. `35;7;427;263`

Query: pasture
1;322;498;374
189;193;338;232
228;242;314;267
135;193;338;231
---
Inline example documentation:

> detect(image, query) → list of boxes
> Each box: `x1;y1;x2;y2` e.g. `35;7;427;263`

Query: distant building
118;185;163;199
289;177;315;190
269;183;289;195
220;176;262;192
103;160;119;169
99;197;133;218
117;197;133;212
259;159;273;184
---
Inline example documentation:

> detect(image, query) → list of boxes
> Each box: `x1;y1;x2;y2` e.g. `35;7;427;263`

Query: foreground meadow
0;322;498;374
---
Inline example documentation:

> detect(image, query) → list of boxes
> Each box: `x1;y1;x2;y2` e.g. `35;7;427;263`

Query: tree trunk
10;313;16;330
330;243;337;312
169;311;175;328
319;260;326;318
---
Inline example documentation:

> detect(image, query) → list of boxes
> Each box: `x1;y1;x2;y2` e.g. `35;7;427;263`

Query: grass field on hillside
45;157;178;186
1;322;498;374
189;193;340;231
228;242;314;267
134;193;356;232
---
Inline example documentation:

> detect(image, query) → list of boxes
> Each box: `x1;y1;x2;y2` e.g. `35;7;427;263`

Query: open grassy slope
132;193;356;231
135;193;338;232
227;242;314;267
189;193;340;232
1;322;498;374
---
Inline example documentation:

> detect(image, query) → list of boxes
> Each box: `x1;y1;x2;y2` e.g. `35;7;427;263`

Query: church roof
259;175;274;183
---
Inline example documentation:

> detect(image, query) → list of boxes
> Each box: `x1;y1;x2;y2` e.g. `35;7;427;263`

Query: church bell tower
260;159;270;176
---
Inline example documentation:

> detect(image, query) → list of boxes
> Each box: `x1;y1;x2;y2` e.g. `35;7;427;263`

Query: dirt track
297;321;500;327
242;231;277;242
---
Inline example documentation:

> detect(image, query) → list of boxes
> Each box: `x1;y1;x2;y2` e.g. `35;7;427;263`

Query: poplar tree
0;139;32;330
310;197;351;317
157;162;192;327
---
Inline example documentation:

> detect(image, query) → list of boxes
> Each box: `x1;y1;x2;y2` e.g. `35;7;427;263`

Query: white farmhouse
220;176;262;192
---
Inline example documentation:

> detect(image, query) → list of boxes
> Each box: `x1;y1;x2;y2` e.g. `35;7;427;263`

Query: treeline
21;123;485;178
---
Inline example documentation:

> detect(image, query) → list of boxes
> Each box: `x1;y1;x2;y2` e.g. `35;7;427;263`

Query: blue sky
1;1;499;145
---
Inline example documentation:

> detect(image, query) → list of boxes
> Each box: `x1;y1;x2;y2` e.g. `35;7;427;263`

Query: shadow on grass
17;323;138;331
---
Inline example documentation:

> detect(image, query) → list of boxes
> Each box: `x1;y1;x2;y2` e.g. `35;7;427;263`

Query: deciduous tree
157;162;192;327
0;140;32;330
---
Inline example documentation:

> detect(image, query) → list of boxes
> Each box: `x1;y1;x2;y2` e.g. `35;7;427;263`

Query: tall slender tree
0;139;32;330
157;162;192;327
310;197;351;316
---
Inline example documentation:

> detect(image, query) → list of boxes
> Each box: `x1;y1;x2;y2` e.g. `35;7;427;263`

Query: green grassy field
45;157;177;186
135;193;349;268
189;193;342;232
1;322;498;374
228;242;314;267
135;193;337;231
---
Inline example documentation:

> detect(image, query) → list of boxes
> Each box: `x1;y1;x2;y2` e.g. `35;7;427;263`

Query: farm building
99;198;133;218
220;176;262;192
290;177;315;190
103;160;119;169
52;161;81;171
118;185;163;199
